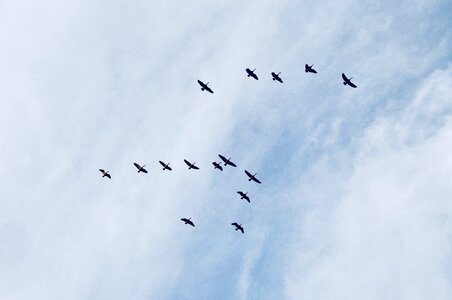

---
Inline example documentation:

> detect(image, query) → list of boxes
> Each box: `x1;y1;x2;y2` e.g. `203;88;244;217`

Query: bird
245;170;261;184
305;64;317;73
212;161;223;171
342;73;357;88
159;161;172;171
99;169;111;179
271;72;283;83
134;163;148;173
184;159;199;170
231;222;244;234
237;191;250;203
218;154;237;167
246;68;259;80
181;217;195;227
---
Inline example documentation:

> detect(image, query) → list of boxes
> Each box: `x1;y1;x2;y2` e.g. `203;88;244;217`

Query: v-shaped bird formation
100;65;358;235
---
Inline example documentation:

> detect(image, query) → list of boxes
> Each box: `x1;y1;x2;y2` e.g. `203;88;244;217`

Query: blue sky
0;0;451;299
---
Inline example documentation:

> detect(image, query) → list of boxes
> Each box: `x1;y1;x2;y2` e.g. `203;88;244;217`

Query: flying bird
342;73;357;88
231;222;244;234
245;170;261;184
184;159;199;170
99;169;111;179
271;72;283;83
237;191;250;203
134;163;148;173
212;162;223;171
246;68;259;80
218;154;237;167
181;217;195;227
305;64;317;73
159;161;172;171
197;80;214;94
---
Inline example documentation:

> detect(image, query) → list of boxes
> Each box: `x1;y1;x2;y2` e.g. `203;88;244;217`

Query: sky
0;0;451;299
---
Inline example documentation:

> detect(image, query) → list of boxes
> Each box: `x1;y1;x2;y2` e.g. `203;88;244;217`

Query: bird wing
253;177;262;184
342;73;348;82
134;163;140;169
240;228;244;234
231;222;238;226
218;154;227;163
348;81;357;88
167;166;172;171
141;168;148;173
159;161;166;167
228;161;237;167
245;170;252;178
192;165;199;170
99;169;105;173
106;174;111;179
184;159;191;166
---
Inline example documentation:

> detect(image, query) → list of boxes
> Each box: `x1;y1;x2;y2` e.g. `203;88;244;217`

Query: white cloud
287;67;452;300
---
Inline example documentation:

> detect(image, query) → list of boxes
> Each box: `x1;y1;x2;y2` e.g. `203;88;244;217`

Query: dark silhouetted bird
237;191;250;203
305;64;317;73
197;80;214;93
231;222;244;234
159;161;172;171
271;72;283;83
134;163;148;173
246;68;259;80
212;162;223;171
181;217;195;227
245;170;261;184
99;169;111;179
218;154;237;167
184;159;199;170
342;73;357;88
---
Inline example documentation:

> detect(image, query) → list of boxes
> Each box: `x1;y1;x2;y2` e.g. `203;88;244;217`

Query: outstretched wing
342;73;348;82
231;222;238;226
218;154;227;163
192;165;199;170
206;86;214;93
239;227;244;234
134;163;141;169
184;159;191;166
105;174;111;179
348;81;357;88
245;170;253;178
159;161;166;167
252;177;261;184
99;169;105;173
141;168;148;173
228;161;237;167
